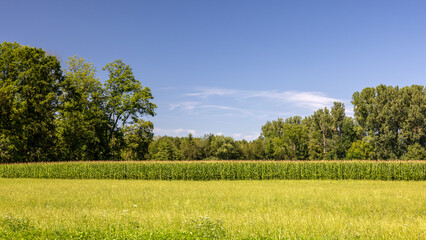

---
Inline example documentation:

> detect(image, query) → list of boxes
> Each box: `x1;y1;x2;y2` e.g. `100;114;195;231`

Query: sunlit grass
0;178;425;239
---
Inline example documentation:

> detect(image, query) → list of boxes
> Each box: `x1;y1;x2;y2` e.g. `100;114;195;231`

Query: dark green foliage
57;56;107;160
303;103;358;160
346;140;374;160
121;120;154;160
1;43;156;162
1;161;424;181
148;136;183;160
352;85;425;159
209;135;242;160
259;104;358;161
103;59;156;160
403;143;426;160
261;116;309;160
180;133;203;160
0;42;62;162
237;139;265;160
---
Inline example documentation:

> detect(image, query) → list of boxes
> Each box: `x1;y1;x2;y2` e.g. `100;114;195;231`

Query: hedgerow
0;161;424;181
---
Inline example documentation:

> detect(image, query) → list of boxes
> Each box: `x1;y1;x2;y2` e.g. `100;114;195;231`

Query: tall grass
0;179;424;239
1;161;424;180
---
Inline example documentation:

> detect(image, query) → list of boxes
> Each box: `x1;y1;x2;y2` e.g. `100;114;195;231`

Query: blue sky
3;0;426;140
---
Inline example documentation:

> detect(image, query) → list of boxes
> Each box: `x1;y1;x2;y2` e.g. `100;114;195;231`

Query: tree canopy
0;42;156;162
0;42;62;162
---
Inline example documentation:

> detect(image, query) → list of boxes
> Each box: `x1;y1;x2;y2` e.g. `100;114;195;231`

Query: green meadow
1;178;425;239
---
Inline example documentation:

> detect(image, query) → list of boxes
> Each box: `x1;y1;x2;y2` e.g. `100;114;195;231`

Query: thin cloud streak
243;132;261;141
202;105;254;116
187;87;341;110
170;102;254;116
170;101;199;111
170;100;296;121
186;88;240;97
154;127;196;136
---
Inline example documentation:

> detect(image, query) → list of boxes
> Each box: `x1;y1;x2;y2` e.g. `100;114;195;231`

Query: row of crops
0;161;424;180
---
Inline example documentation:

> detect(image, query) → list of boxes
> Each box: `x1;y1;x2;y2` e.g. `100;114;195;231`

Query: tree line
0;42;425;162
149;88;425;161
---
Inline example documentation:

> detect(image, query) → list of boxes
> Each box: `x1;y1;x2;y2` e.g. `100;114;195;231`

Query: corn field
0;161;424;180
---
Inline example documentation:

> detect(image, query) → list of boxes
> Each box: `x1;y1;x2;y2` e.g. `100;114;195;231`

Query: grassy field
0;178;425;239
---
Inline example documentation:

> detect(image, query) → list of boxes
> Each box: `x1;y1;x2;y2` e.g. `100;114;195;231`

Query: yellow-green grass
1;179;425;239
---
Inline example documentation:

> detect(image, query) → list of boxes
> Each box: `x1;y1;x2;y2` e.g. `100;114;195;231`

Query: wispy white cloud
233;133;242;138
163;87;351;141
186;88;240;97
187;87;341;110
257;91;340;109
154;127;260;141
154;127;196;136
243;132;261;141
169;101;199;111
170;102;254;116
202;105;254;116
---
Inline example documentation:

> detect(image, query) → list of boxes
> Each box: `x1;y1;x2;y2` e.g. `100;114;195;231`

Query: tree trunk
322;132;326;156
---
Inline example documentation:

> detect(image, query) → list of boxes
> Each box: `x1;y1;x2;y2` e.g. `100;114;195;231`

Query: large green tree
328;103;357;159
304;108;333;159
103;60;157;159
0;42;62;162
57;56;107;160
304;102;356;160
352;85;425;159
260;116;309;160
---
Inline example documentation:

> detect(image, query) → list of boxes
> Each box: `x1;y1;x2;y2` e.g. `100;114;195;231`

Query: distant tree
264;139;275;160
237;139;265;160
209;135;241;160
327;103;357;159
0;42;63;162
307;136;323;160
398;86;425;151
260;116;308;160
281;122;309;160
346;140;374;160
181;133;203;160
403;143;426;160
148;136;182;160
0;133;16;163
121;120;154;160
302;102;357;160
199;134;215;159
249;139;266;160
270;137;288;160
261;118;286;139
352;84;425;159
313;108;333;157
304;109;332;159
